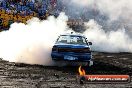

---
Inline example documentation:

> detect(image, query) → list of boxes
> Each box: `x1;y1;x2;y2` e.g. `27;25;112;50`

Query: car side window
57;36;68;43
70;37;77;43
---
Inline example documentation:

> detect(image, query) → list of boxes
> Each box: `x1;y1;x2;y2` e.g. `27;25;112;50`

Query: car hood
54;43;89;48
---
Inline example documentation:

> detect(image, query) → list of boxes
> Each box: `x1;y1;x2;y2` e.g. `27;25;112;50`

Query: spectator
13;9;17;15
1;0;7;9
6;8;10;13
17;3;22;12
0;0;2;7
50;0;57;8
0;0;55;30
8;19;14;26
28;0;34;10
0;18;3;29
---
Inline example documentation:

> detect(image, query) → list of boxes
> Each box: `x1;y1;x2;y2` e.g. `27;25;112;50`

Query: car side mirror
88;42;92;45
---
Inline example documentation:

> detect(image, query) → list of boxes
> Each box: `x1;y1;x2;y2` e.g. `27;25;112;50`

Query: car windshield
57;35;87;45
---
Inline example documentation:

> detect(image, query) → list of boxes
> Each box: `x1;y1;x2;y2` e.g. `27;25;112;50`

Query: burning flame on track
78;66;86;76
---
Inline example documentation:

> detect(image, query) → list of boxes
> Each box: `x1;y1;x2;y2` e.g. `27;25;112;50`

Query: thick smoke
59;0;132;20
0;12;68;65
58;0;132;32
0;0;132;65
84;20;132;53
57;0;132;52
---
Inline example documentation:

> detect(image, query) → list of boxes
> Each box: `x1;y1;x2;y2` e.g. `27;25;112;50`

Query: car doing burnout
51;33;93;66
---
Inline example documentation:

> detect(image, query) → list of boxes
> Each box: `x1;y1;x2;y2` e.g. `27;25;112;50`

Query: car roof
60;33;86;37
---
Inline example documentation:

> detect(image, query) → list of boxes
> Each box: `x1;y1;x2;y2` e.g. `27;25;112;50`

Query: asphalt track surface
0;52;132;88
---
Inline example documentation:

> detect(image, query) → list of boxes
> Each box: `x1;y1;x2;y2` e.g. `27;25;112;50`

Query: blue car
51;33;93;66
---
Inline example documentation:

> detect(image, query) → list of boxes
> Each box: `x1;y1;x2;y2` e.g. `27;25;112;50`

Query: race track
0;52;132;88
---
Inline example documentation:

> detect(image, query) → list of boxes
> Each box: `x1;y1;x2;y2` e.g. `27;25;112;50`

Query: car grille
58;48;90;53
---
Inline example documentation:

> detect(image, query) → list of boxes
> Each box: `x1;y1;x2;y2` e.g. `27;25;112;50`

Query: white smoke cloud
0;12;68;65
58;0;132;52
95;0;132;21
84;20;132;52
60;0;132;21
0;12;132;66
1;0;132;65
71;0;93;7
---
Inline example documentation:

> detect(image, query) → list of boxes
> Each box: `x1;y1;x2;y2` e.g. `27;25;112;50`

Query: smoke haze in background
59;0;132;20
58;0;132;33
